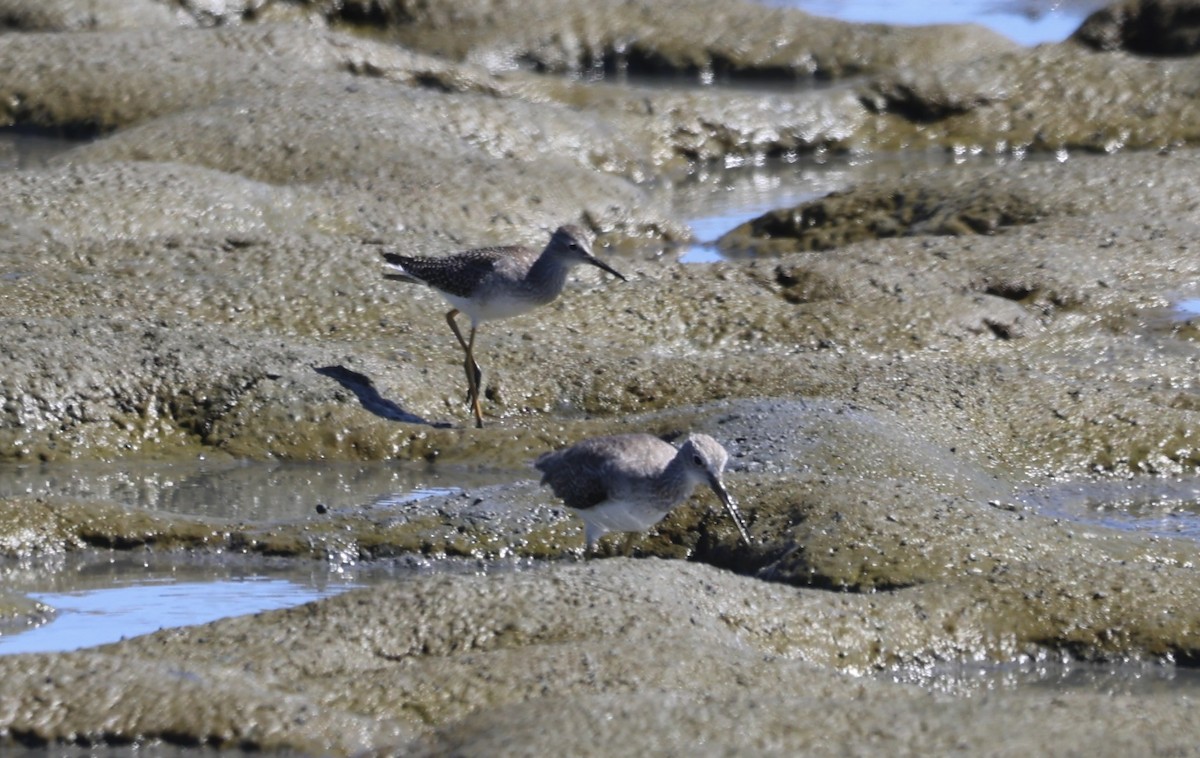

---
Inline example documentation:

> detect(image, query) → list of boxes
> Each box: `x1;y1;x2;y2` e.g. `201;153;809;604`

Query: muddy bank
362;0;1017;80
5;3;1200;168
3;558;1200;754
4;394;1200;661
6;151;1199;475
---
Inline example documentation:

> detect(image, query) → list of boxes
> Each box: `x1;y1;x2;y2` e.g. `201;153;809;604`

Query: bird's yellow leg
465;324;484;428
445;310;484;427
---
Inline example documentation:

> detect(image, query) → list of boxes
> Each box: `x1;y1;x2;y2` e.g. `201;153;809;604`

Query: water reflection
1176;298;1200;318
884;656;1200;696
0;458;521;521
0;577;358;656
769;0;1108;47
675;151;1032;262
1019;477;1200;540
0;550;536;656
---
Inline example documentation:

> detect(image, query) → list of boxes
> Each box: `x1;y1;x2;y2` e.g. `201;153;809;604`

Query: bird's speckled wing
535;447;610;510
535;434;675;511
382;246;524;298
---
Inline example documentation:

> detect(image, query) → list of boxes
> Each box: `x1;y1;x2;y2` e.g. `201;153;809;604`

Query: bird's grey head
548;224;626;281
680;433;729;489
680;433;752;547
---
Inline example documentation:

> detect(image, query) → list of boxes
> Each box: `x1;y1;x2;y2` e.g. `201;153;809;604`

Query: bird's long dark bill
585;254;627;281
712;480;752;547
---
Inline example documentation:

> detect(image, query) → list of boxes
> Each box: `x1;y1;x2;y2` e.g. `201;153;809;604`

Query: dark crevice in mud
0;121;103;142
78;533;157;550
986;281;1081;311
1171;649;1200;669
330;2;418;27
1072;2;1200;57
791;573;919;593
1050;639;1200;669
983;318;1017;340
8;731;137;750
410;71;478;94
593;47;828;84
8;729;50;749
699;540;921;593
860;84;996;123
985;282;1039;302
675;138;830;165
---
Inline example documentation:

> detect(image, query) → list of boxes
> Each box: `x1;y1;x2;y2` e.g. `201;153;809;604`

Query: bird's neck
526;253;572;302
654;455;698;509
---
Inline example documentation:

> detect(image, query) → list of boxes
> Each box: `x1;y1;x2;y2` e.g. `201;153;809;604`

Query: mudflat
3;0;1200;754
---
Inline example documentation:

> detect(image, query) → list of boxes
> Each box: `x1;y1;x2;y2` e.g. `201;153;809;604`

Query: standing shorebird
381;225;625;428
535;432;753;554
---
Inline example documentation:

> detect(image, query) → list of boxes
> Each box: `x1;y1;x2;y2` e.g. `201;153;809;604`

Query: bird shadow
315;365;451;428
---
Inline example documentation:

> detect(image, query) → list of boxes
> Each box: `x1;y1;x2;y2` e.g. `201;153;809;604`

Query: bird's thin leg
465;324;484;428
444;309;470;352
445;310;484;427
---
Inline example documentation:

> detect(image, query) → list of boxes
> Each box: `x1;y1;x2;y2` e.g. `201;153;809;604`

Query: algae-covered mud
4;0;1200;753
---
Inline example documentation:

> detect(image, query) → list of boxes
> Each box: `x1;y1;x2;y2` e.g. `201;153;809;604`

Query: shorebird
381;225;626;428
535;432;752;553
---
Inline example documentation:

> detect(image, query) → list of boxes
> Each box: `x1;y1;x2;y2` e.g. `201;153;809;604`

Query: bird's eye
692;454;704;466
568;242;578;250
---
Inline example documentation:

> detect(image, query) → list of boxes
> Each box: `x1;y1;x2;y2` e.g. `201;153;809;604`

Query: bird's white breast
572;497;671;534
443;288;547;324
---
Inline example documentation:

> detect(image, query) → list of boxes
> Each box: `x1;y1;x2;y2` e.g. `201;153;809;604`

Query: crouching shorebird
382;225;625;428
535;433;753;554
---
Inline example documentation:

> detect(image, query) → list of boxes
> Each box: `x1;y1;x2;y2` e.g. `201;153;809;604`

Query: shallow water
773;0;1108;46
0;457;519;521
673;150;1034;262
884;656;1200;696
1176;298;1200;318
0;547;368;654
0;577;357;655
0;538;531;656
5;462;1200;661
1020;477;1200;541
0;459;526;655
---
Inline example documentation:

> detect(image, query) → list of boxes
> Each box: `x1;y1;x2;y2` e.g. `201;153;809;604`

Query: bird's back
382;245;532;299
535;434;677;511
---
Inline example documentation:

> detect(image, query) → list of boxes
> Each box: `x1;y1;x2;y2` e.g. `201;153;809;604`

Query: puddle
0;456;534;656
1019;477;1200;540
0;576;358;655
0;457;522;521
0;549;378;656
0;546;535;656
674;151;1030;262
884;656;1200;696
772;0;1108;46
605;2;1104;89
1175;297;1200;319
0;459;529;654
